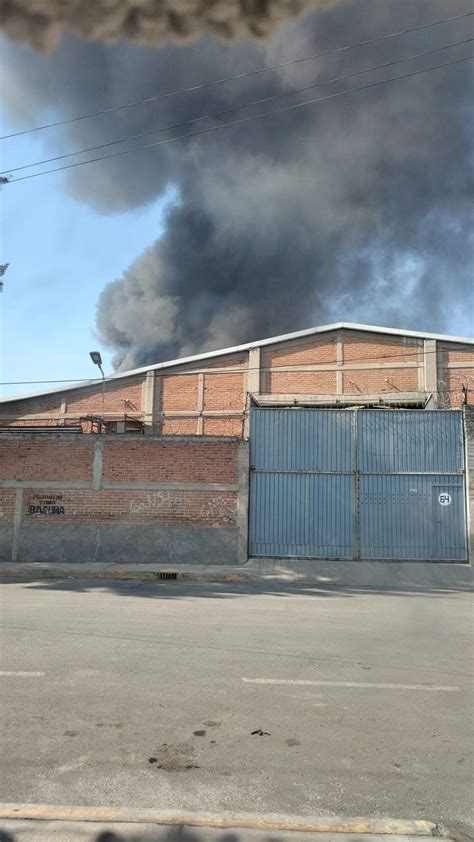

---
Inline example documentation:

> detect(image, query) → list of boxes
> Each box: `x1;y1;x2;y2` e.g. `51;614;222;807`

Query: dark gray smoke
1;0;473;369
0;0;342;51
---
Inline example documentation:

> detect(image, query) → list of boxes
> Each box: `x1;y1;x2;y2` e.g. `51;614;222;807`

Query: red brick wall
343;336;421;363
0;434;241;531
161;418;199;435
437;345;474;407
264;338;337;367
265;370;337;395
102;439;238;484
203;418;243;436
0;376;145;426
22;488;236;527
0;438;94;481
203;372;244;410
161;374;198;412
158;355;245;434
0;392;62;422
440;348;474;364
0;489;16;521
341;334;422;396
343;367;419;395
440;370;474;408
66;378;143;414
262;339;336;394
202;356;245;411
0;431;246;564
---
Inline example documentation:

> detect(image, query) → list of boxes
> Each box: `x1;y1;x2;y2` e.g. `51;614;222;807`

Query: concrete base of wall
0;524;239;565
0;525;14;561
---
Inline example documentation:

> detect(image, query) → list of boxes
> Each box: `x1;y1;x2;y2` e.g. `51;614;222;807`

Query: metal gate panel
358;410;466;561
249;408;467;561
249;409;353;558
251;408;352;471
358;410;464;473
359;475;466;560
249;471;353;558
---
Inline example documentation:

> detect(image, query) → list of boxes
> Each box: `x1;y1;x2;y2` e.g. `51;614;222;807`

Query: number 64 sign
438;493;452;506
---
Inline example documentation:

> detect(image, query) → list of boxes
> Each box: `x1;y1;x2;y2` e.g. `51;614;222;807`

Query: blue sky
0;118;169;398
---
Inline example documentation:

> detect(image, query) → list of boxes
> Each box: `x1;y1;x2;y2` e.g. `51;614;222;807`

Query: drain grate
156;571;178;580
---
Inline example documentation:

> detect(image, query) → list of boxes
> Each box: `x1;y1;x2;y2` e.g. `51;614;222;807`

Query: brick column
247;347;261;396
245;347;261;437
141;371;156;433
463;405;474;564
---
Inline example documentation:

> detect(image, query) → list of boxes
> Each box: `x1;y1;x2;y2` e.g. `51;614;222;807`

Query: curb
0;805;445;836
0;561;472;588
0;566;252;583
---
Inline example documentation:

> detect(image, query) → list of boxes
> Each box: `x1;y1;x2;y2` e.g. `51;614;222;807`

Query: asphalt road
0;577;472;835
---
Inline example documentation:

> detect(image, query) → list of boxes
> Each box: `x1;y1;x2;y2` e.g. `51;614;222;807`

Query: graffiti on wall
129;490;233;523
27;493;65;515
129;491;170;514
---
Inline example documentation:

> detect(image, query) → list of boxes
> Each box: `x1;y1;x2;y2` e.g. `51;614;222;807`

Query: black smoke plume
1;0;473;369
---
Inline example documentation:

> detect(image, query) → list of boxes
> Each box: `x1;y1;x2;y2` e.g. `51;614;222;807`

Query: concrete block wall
0;433;249;565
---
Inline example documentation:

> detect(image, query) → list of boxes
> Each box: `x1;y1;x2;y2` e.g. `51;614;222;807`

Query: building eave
1;322;473;405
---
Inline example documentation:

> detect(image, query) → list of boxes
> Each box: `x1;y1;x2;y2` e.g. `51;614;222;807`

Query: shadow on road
0;827;306;841
0;576;471;602
94;829;297;841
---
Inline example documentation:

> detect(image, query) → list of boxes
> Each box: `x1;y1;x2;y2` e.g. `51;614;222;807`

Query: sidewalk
0;558;472;589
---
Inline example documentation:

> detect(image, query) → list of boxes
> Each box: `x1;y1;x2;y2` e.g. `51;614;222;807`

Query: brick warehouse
0;322;473;565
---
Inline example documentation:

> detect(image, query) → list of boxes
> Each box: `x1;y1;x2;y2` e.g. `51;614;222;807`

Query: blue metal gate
249;409;467;561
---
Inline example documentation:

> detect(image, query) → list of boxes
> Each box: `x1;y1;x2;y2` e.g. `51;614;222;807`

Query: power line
5;53;473;186
1;9;471;141
4;37;472;176
0;344;472;388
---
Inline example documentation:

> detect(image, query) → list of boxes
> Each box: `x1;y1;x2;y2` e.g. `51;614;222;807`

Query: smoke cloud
1;0;341;51
1;0;473;369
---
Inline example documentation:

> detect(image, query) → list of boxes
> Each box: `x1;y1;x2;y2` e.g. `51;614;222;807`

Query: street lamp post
89;351;105;430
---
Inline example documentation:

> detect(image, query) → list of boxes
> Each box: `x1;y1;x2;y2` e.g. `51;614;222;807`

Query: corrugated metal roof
1;321;473;404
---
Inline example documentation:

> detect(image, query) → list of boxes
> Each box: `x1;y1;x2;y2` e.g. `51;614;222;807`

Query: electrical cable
5;53;473;185
4;36;472;176
1;9;471;141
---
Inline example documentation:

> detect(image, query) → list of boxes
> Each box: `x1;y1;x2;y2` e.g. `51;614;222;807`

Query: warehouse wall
1;329;473;432
0;376;146;428
159;354;246;436
440;347;474;408
0;433;249;565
